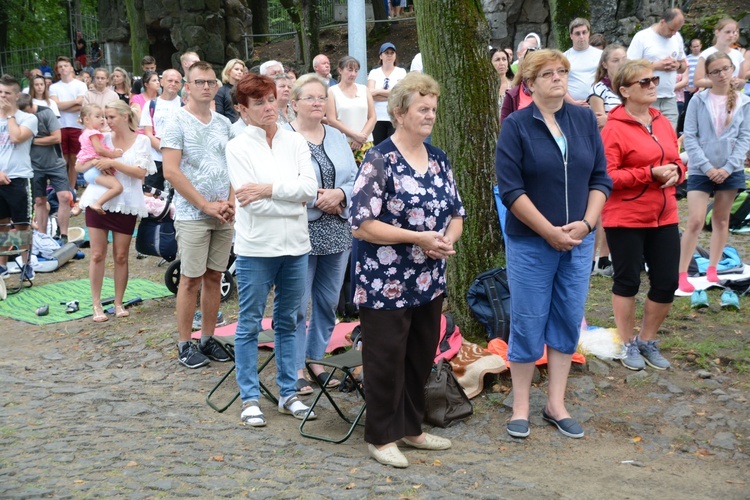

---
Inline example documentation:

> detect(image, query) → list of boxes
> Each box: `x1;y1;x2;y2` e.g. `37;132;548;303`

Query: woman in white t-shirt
30;75;60;117
326;56;376;164
367;42;407;145
693;18;748;90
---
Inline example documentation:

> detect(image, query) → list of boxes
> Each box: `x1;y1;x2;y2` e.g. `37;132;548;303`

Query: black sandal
314;371;341;389
295;378;313;396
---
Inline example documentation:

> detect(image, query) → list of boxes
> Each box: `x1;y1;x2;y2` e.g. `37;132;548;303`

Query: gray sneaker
594;265;614;278
621;341;645;371
637;338;671;370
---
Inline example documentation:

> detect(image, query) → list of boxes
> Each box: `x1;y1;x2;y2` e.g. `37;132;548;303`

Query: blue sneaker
0;265;8;278
192;311;227;331
690;290;709;309
22;264;34;282
720;290;740;311
621;341;646;371
636;337;671;370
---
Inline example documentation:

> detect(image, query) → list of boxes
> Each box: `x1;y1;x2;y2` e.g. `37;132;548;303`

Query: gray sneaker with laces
637;338;670;370
621;341;645;371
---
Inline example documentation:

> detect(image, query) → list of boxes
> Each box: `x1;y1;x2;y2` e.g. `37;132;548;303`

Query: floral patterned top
350;138;465;310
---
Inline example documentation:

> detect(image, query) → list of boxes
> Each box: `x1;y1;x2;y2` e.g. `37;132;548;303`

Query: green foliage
680;10;750;50
552;0;590;51
3;0;97;49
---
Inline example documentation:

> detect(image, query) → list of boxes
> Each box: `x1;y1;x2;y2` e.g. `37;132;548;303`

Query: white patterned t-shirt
160;107;234;221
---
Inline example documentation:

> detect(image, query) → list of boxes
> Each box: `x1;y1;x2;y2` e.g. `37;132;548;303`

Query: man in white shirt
627;8;687;128
139;69;182;190
312;54;337;86
49;56;87;190
564;18;602;106
162;61;234;369
0;75;39;279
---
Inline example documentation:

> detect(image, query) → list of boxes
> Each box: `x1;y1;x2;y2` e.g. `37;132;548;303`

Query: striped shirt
589;81;621;112
686;54;700;88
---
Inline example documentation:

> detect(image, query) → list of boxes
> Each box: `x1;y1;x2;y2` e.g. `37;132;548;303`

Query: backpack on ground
466;267;511;342
705;190;750;232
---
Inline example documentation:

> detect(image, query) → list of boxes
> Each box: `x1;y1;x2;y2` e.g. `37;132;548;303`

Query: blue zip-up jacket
495;101;612;237
282;123;357;221
683;89;750;177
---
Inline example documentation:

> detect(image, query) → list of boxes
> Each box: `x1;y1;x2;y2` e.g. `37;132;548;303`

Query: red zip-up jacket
600;105;685;228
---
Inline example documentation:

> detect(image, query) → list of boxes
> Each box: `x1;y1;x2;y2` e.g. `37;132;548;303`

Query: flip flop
314;371;341;389
63;300;79;313
295;378;314;396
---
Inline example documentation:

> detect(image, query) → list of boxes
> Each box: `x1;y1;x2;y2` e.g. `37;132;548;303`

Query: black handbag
423;358;473;427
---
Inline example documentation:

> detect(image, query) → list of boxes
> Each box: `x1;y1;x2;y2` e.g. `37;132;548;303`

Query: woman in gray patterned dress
283;74;357;395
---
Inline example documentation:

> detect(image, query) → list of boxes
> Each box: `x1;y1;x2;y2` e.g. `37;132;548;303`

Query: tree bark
372;0;388;20
415;0;503;340
279;0;319;71
124;0;149;72
249;0;269;43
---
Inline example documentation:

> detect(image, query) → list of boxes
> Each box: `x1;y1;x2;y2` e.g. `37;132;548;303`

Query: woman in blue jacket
496;50;612;440
283;74;358;394
679;51;750;298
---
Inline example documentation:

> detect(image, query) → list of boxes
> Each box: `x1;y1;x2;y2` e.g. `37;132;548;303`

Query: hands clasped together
417;231;457;260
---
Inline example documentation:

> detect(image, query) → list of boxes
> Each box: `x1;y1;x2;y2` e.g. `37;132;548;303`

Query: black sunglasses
626;76;660;89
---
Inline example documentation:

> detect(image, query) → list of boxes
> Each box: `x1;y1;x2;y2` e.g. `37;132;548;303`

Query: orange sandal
93;306;108;323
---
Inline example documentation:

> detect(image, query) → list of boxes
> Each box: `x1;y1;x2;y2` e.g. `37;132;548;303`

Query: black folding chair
0;223;34;297
299;348;366;444
205;329;278;412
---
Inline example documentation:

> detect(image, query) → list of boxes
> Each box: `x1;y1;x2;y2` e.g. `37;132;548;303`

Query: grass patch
660;334;750;371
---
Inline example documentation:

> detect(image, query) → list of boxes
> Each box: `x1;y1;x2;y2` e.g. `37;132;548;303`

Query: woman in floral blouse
350;72;465;468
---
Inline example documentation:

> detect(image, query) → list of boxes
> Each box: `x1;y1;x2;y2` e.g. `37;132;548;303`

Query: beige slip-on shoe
401;433;452;450
368;444;408;468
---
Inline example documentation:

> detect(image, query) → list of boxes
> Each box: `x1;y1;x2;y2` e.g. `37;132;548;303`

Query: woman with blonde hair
678;51;750;303
693;18;748;90
497;49;610;439
215;58;246;122
109;67;131;104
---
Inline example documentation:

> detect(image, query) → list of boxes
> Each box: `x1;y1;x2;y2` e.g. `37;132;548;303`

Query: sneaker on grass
22;265;35;281
621;341;645;371
199;336;231;362
636;338;670;370
192;311;227;331
177;342;210;369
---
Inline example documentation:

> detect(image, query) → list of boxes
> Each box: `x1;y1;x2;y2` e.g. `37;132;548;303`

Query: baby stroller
135;185;236;302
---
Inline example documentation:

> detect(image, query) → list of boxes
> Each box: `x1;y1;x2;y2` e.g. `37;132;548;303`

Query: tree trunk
0;0;9;70
415;0;503;340
125;0;149;72
279;0;319;71
249;0;269;43
372;0;388;20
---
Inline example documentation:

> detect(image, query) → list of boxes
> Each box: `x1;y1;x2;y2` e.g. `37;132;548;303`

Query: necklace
624;107;652;128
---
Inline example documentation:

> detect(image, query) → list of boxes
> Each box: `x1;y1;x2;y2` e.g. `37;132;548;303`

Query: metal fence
267;0;341;35
0;13;98;79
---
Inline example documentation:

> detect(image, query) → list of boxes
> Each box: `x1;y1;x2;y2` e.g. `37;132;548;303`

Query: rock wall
98;0;252;72
483;0;676;50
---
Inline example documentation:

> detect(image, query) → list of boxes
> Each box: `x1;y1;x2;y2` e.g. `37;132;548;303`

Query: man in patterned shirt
162;61;235;369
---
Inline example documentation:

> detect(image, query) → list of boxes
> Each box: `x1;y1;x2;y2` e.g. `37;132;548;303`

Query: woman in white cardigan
225;73;318;428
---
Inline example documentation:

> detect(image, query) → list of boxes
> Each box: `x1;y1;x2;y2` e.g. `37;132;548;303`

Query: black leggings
605;224;679;303
372;121;395;147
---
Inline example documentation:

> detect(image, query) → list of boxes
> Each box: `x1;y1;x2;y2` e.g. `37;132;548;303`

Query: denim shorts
505;232;594;363
687;170;746;193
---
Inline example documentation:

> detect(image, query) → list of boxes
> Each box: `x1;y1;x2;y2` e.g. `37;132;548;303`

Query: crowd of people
1;7;749;469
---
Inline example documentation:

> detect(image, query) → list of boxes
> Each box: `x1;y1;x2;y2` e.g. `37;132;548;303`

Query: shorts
33;168;69;199
687;170;746;193
60;128;83;157
505;232;594;363
0;178;31;223
85;208;137;235
174;218;233;278
83;167;101;185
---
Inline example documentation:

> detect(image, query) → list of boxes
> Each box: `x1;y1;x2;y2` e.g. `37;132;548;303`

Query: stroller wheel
165;260;181;295
220;270;235;302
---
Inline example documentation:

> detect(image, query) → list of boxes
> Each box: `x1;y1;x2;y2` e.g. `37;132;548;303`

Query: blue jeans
234;254;307;402
505;233;594;362
294;250;350;371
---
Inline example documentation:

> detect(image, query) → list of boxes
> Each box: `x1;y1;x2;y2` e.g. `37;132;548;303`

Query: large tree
415;0;503;339
123;0;149;72
279;0;319;71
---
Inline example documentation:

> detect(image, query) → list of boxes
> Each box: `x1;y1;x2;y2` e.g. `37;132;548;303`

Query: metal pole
348;0;367;85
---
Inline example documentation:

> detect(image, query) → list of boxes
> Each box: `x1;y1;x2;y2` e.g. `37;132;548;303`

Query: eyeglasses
296;96;328;104
191;79;218;88
537;68;569;79
526;47;540;53
626;76;660;88
383;78;390;90
707;65;733;77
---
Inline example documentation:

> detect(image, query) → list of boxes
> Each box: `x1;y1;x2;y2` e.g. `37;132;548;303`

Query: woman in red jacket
601;59;686;372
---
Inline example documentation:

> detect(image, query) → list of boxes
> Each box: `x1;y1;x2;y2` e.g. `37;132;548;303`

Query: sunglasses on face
626;76;660;89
